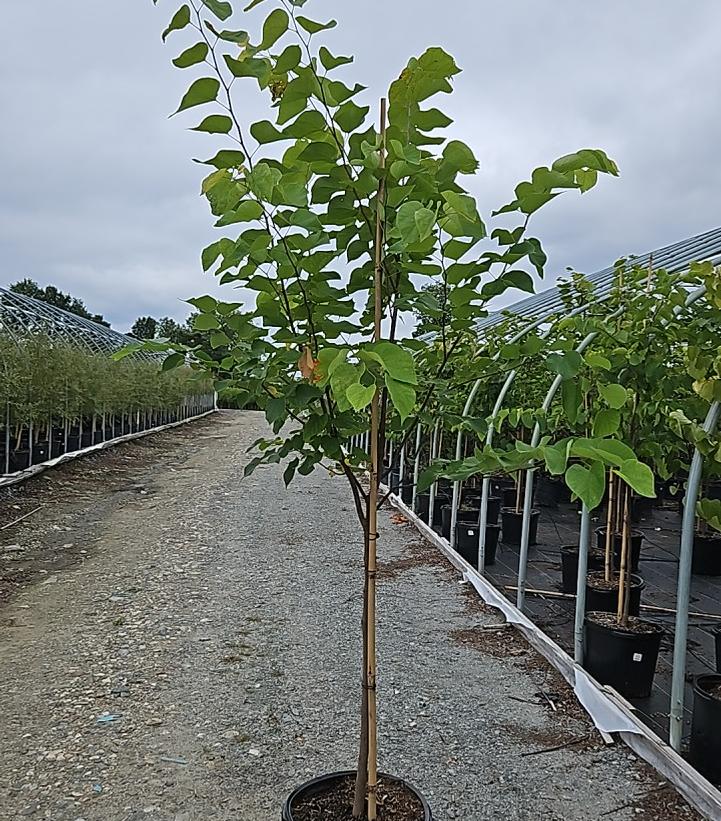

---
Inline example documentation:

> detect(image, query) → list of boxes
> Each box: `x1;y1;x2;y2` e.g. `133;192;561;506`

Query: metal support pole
450;433;464;549
399;443;406;499
516;464;537;609
4;402;10;475
669;401;720;752
411;423;422;512
574;503;592;662
428;421;440;528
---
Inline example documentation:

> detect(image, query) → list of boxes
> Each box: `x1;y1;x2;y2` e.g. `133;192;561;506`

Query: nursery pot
501;508;540;546
690;675;721;783
714;627;721;675
454;522;500;567
400;481;413;505
440;504;478;539
281;771;432;821
415;492;430;521
585;571;645;617
501;487;517;508
692;533;721;577
482;495;502;526
388;468;400;494
560;545;606;594
31;441;49;465
583;612;662;699
7;450;30;473
595;528;643;572
432;494;449;529
630;495;654;523
536;476;560;508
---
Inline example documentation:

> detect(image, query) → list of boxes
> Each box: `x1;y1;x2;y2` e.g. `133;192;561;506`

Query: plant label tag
468;529;474;536
633;653;643;662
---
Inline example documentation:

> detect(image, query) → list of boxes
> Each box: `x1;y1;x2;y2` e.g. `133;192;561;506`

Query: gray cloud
1;0;720;331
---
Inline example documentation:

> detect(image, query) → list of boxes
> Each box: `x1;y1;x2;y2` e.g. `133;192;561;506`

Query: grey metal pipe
669;400;721;752
574;504;592;662
427;421;440;528
411;423;421;512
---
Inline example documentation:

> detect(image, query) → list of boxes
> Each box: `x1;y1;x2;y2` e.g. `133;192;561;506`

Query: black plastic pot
690;675;721;783
692;534;721;577
585;572;644;616
400;482;413;504
630;495;654;523
387;468;400;494
595;528;643;572
483;495;502;526
501;508;540;546
714;627;721;674
281;771;432;821
440;503;478;539
501;487;517;508
432;494;449;529
583;613;662;699
560;545;606;594
536;476;561;508
65;434;80;453
31;441;49;465
415;492;430;521
454;522;501;567
7;450;30;473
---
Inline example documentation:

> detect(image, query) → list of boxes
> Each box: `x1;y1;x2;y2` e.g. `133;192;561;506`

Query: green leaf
275;44;302;73
544;439;571;476
296;15;337;34
414;207;436;242
244;0;268;9
561;379;581;425
319;46;353;70
385;375;416;421
162;5;191;42
250;120;287;143
192;114;233;133
565;461;606;510
265;396;285;423
193;313;221;331
202;0;232;20
396;201;426;247
368;341;417;385
174;77;220;114
614;459;655;498
503;270;534;293
346;383;376;411
442;140;479;173
546;350;583;380
592;408;620;437
570;438;636;467
162;352;185;371
584;352;611;371
172;42;209;68
600;383;628;409
247;162;281;200
187;295;218;312
195;149;246;168
259;8;288;50
697;499;721;533
335;100;369;133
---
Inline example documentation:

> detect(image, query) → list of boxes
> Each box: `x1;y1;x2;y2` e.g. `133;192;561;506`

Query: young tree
151;0;618;815
130;315;159;339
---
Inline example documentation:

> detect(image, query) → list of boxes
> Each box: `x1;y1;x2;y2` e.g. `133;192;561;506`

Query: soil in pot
595;528;643;572
585;571;644;616
583;611;662;699
283;771;432;821
560;545;606;594
454;522;501;567
692;533;721;576
690;675;721;784
501;508;540;546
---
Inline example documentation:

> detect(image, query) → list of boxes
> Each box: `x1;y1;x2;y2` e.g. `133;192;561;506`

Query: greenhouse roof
0;287;154;359
476;224;721;335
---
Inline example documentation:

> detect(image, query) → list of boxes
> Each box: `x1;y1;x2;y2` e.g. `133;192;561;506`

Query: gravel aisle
0;411;701;820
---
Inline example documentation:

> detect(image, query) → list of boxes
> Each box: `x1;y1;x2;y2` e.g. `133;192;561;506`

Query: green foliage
10;279;110;327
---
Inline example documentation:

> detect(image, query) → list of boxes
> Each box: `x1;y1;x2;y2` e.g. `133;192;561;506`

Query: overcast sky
1;1;720;332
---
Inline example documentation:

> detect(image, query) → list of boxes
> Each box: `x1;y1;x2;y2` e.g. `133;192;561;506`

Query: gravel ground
0;410;703;820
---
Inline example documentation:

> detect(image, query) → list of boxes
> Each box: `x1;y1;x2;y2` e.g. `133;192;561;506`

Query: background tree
130;315;158;339
9;278;110;327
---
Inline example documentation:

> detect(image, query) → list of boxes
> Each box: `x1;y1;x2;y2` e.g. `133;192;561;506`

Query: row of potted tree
0;333;214;475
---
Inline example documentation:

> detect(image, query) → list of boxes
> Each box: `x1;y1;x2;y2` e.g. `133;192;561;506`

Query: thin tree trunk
604;470;615;582
352;529;370;817
353;96;386;821
616;486;631;626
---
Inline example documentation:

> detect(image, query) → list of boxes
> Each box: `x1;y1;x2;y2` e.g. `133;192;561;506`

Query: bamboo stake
617;486;631;626
604;470;615;582
364;97;386;821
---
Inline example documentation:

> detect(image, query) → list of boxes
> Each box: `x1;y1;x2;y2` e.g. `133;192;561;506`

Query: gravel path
0;411;702;821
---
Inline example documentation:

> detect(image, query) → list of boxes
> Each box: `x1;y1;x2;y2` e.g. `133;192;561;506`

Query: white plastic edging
386;490;721;821
0;410;217;490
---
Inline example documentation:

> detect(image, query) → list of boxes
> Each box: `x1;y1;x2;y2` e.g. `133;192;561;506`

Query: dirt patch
609;781;703;820
449;625;528;659
0;416;218;606
378;536;455;581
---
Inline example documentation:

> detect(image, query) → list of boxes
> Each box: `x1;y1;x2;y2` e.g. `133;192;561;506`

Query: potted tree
149;0;619;816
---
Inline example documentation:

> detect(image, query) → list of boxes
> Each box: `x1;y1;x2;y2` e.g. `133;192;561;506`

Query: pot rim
282;770;432;821
585;611;663;637
501;507;540;516
694;674;721;701
594;526;644;539
586;571;645;591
